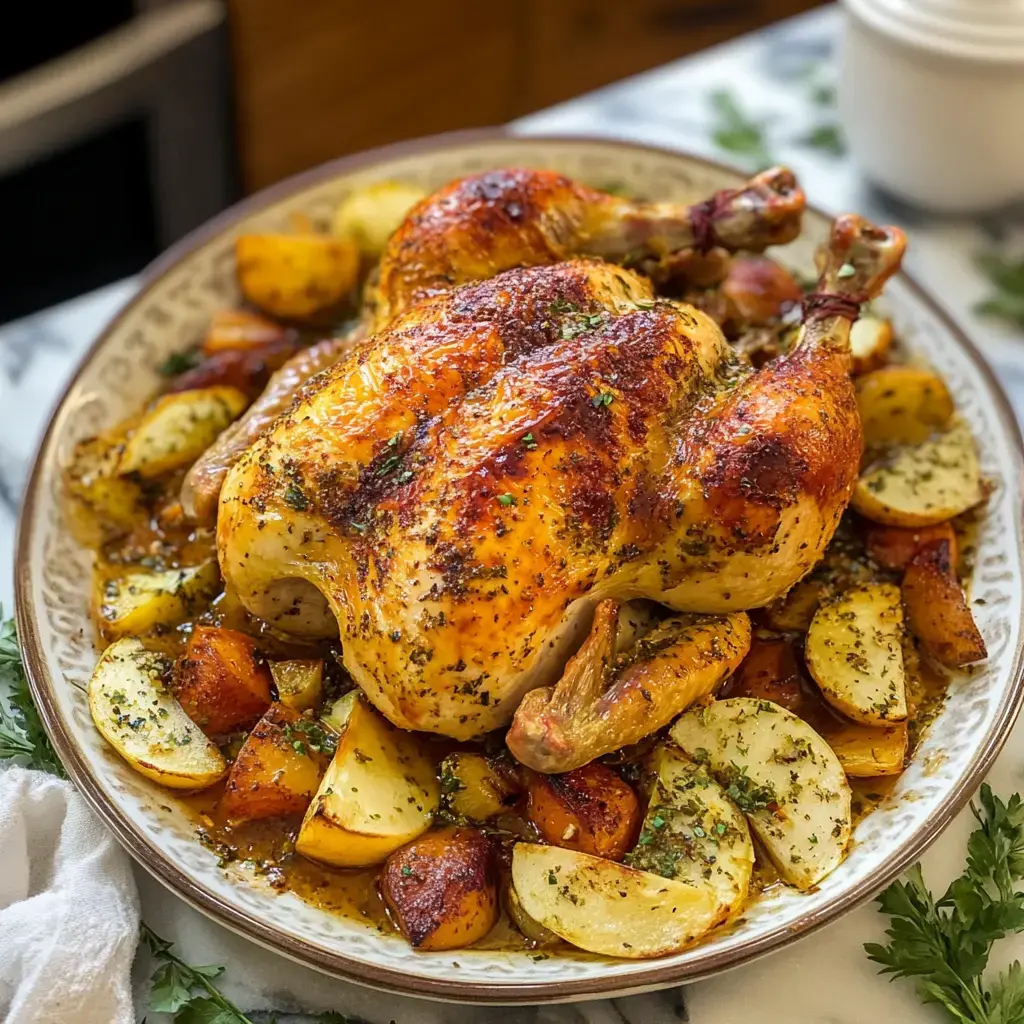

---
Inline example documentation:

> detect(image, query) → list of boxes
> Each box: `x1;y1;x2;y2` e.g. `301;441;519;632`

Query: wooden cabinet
227;0;821;192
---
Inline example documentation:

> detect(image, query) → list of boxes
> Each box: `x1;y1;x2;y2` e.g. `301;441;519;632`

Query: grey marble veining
3;7;1024;1022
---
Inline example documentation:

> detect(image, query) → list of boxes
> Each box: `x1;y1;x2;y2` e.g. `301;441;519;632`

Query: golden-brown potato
440;752;521;822
849;315;894;375
94;562;220;645
760;578;827;632
853;420;985;527
235;233;359;321
720;256;803;325
202;308;290;355
269;659;324;712
177;626;273;735
511;843;719;958
220;703;328;821
380;827;498;951
866;521;959;571
902;538;987;667
331;180;428;255
65;433;142;545
856;366;954;447
296;693;439;868
89;638;226;790
525;762;641;861
118;387;248;478
724;637;805;714
818;717;908;777
805;583;908;726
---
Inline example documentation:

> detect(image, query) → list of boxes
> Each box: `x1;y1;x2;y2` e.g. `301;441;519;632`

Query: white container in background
840;0;1024;212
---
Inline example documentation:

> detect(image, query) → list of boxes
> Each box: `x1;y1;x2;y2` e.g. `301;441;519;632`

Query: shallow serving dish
15;130;1024;1003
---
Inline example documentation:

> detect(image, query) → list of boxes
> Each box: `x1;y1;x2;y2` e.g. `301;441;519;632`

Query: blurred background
0;0;824;325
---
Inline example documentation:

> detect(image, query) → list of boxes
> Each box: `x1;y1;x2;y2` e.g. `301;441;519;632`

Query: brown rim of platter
15;126;1024;1003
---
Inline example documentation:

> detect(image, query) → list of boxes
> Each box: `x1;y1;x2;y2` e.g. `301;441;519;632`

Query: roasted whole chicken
215;168;907;771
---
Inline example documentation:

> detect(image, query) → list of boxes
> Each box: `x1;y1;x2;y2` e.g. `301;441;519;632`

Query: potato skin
867;522;958;572
202;308;290;355
381;827;498;951
525;762;641;861
177;626;273;735
220;703;326;821
902;538;986;667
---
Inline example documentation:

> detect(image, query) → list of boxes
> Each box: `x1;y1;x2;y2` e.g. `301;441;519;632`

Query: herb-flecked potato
855;365;954;446
93;562;220;645
176;626;273;736
439;752;521;822
269;659;324;712
220;703;330;822
331;180;429;256
852;420;985;527
525;762;641;861
89;638;226;790
118;386;248;478
296;693;439;868
511;843;720;958
65;433;142;545
849;314;893;375
902;538;987;667
670;698;852;889
805;583;908;725
235;233;359;321
381;827;498;950
818;718;908;777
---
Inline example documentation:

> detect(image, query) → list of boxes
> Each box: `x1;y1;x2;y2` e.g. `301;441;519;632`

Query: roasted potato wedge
849;315;894;375
296;693;439;868
805;583;908;725
628;749;753;922
819;718;908;777
94;562;219;644
269;659;324;712
525;762;641;861
856;366;953;447
760;578;828;633
725;637;805;714
65;434;142;545
902;538;987;667
202;308;290;355
504;882;561;947
236;233;359;321
381;827;498;950
440;752;521;822
866;522;959;571
177;626;273;735
89;638;226;790
331;180;428;255
511;843;719;958
852;420;984;527
118;386;248;478
670;698;851;889
220;703;328;822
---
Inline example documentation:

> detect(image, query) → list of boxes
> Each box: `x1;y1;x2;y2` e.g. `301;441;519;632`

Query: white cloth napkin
0;766;140;1024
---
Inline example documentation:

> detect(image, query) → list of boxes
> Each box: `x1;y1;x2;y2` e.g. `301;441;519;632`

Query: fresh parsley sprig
865;785;1024;1023
0;616;65;776
974;253;1024;332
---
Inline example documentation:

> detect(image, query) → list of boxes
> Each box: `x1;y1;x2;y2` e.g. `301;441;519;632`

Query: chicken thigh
218;163;905;765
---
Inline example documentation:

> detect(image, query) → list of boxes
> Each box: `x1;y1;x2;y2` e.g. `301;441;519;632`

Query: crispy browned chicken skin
217;168;906;763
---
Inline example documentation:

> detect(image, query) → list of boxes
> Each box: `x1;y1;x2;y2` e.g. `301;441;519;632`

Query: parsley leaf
865;785;1024;1022
974;253;1024;331
709;89;774;171
158;350;201;377
0;616;65;776
801;123;846;157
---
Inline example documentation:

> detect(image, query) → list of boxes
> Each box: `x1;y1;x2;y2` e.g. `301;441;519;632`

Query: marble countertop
3;6;1024;1022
